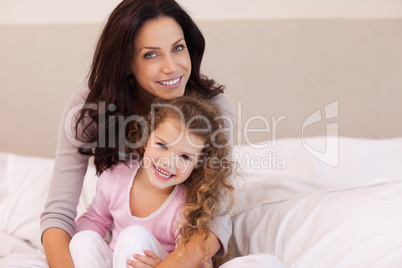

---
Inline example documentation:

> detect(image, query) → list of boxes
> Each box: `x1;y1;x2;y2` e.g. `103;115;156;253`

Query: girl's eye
173;44;185;52
144;52;157;59
181;154;190;161
157;143;167;150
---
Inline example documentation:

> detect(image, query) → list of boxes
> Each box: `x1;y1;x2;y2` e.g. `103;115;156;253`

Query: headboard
1;19;401;158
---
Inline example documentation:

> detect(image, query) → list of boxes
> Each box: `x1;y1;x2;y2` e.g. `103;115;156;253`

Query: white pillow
232;178;402;267
0;153;54;251
0;153;97;253
232;137;402;212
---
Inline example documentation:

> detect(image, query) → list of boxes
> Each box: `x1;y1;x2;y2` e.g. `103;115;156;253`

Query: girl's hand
127;250;162;268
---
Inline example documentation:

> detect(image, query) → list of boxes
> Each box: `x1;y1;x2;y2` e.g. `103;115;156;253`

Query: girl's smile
153;164;176;181
141;118;205;193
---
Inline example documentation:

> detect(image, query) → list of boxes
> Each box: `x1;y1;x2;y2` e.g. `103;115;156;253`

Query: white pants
69;225;169;268
0;253;283;268
0;228;283;268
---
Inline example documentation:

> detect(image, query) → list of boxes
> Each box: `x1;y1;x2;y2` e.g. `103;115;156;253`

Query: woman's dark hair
76;0;224;175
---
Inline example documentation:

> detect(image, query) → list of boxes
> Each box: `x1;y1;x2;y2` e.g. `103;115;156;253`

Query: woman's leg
69;230;113;268
113;225;169;268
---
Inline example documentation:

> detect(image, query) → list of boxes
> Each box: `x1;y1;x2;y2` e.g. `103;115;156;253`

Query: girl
69;95;234;268
38;0;235;267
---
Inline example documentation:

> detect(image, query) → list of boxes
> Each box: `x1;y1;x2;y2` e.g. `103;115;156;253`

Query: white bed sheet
230;137;402;267
1;136;402;267
232;178;402;267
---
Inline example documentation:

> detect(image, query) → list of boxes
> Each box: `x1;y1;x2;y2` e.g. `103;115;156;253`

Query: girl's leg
0;254;48;268
113;225;169;268
69;230;113;268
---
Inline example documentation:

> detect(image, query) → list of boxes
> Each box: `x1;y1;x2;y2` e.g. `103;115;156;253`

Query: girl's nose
159;152;175;170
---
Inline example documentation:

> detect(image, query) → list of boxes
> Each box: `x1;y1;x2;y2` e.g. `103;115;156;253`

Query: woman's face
131;16;192;104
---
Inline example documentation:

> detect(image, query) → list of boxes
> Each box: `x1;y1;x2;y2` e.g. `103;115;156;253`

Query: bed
1;17;402;267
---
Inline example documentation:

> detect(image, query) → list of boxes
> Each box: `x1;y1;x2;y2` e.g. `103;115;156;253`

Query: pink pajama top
75;161;186;252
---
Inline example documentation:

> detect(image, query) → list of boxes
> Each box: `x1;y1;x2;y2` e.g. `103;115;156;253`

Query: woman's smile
156;76;182;87
131;16;191;102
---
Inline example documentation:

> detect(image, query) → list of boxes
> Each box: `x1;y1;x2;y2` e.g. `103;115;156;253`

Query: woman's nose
161;55;177;74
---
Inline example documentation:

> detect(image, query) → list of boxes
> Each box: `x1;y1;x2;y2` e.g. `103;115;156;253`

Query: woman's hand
127;250;162;268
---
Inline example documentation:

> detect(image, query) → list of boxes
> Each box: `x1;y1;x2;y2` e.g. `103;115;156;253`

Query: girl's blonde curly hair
126;93;234;266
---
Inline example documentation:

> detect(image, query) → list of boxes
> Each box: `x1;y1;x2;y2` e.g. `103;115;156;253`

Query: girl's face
142;118;205;194
131;16;192;104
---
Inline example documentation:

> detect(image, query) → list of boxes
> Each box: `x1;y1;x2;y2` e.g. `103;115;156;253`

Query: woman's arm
42;228;74;268
210;93;236;257
40;89;92;266
211;93;236;147
44;172;113;268
130;230;221;268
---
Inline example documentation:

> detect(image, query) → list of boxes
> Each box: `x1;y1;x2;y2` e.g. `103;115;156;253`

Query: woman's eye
144;52;157;59
157;143;167;149
173;45;185;52
181;154;190;161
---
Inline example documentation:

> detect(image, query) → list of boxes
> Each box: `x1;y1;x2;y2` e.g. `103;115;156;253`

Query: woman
40;0;235;267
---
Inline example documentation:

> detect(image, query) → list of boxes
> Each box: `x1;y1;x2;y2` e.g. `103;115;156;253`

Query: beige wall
1;19;401;158
200;19;402;144
1;0;402;25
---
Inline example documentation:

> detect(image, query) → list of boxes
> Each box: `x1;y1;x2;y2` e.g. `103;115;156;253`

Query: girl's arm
42;228;74;268
129;230;221;268
74;170;114;235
